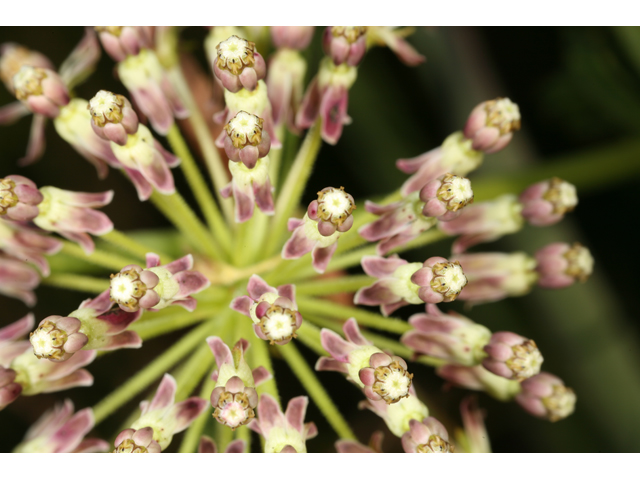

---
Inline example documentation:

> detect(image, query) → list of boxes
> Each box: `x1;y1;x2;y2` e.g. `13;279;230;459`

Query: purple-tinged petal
256;394;284;435
0;101;29;125
311;242;338;273
139;289;161;309
96;307;141;335
359;368;376;386
233;181;255;223
319;85;348;145
140;270;159;289
252;366;272;386
206;336;233;369
225;439;246;453
170;397;209;433
253;177;275;215
287;218;305;230
284;396;308;434
247;274;277;299
124;167;153;201
279;445;297;453
343;318;370;346
139;150;175;195
174;271;210;297
99;331;142;351
296;76;321;130
148;374;177;412
230;296;252;316
276;284;296;305
17;114;47;166
0;313;35;341
282;225;316;259
198;435;217;453
50;408;94;453
354;279;401;306
361;255;407;278
40;369;93;393
163;254;193;274
73;437;109;453
319;328;354;361
315;357;349;374
380;300;410;317
145;253;161;268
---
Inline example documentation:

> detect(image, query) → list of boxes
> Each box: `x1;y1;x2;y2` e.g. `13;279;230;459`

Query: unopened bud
464;97;521;154
420;174;474;221
12;66;69;118
29;316;88;362
88;90;139;146
214;35;266;93
516;372;576;422
483;332;543;381
223;111;271;169
323;27;368;66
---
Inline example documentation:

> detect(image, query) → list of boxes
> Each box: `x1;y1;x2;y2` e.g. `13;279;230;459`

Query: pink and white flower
359;352;414;405
322;27;368;67
0;220;61;276
12;65;69;118
213;35;266;93
482;332;544;381
88;90;139;146
358;385;429;437
515;372;576;422
95;26;154;62
519;177;578;226
535;242;593;289
463;97;521;154
436;364;521;402
419;173;474;221
231;275;303;346
401;417;455;453
113;427;161;453
0;175;43;222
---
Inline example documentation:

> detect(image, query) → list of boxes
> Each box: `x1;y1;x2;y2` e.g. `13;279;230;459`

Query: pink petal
17;114;47;166
225;439;246;453
315;357;349;374
0;101;29;125
230;296;253;317
174;271;210;297
40;369;93;393
73;437;110;453
233;181;255;223
319;329;354;361
252;366;272;386
343;318;370;346
354;279;401;306
380;300;410;316
0;313;35;341
99;331;142;351
148;374;177;412
311;242;338;273
139;150;176;195
247;275;277;299
206;336;232;368
145;253;162;268
361;255;407;278
359;368;376;387
319;85;348;145
295;76;321;129
253;176;275;215
51;408;94;453
284;396;308;433
170;397;209;433
123;166;153;201
257;394;284;435
282;226;316;259
198;435;217;453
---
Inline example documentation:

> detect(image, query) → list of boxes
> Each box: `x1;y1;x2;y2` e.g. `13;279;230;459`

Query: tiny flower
402;417;455;453
95;26;154;62
463;97;521;154
335;431;384;453
30;291;142;363
249;394;318;453
12;65;69;118
457;396;491;453
110;253;210;313
535;242;594;289
282;187;356;273
359;352;414;404
223;110;271;169
365;27;426;66
88;90;139;146
355;255;467;316
10;348;95;398
482;332;544;381
267;48;308;131
0;175;43;222
515;372;576;422
53;98;121;180
213;35;266;93
198;436;245;453
110;124;181;199
419;173;474;221
13;399;108;453
207;336;271;429
316;317;382;387
0;220;62;276
401;304;491;366
439;194;524;254
397;132;484;196
30;316;87;362
322;27;368;67
121;374;208;451
117;49;187;135
271;26;315;50
231;275;303;345
0;255;40;306
113;427;161;453
33;186;114;254
0;43;53;93
358;385;430;437
296;57;358;145
436;364;521;402
519;177;578;226
358;192;437;256
453;251;538;304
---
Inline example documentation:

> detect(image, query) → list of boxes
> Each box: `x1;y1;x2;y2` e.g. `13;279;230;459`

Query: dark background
1;26;640;452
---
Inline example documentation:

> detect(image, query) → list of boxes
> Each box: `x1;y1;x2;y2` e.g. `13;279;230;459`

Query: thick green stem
150;191;221;260
168;67;234;222
93;318;219;425
167;124;232;255
41;273;109;294
59;241;138;271
296;296;411;335
101;230;172;264
265;121;322;256
280;342;357;440
295;275;373;296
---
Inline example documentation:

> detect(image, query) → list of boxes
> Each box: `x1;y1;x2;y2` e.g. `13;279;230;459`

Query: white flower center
216;35;255;75
437;174;474;211
225;111;263;148
110;269;146;309
430;261;467;301
317;186;355;226
543;385;576;422
544;178;578;214
486;98;521;134
214;392;254;429
564;243;593;281
373;361;413;404
89;90;124;126
30;324;66;359
260;306;297;343
13;65;45;99
507;340;543;380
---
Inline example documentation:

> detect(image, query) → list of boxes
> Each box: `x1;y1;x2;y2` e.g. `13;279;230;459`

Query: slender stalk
174;342;215;402
296;296;411;335
295;322;325;356
41;273;109;294
150;191;221;260
178;374;215;453
168;67;234;221
268;125;286;188
234;424;251;452
280;342;357;440
294;275;373;296
101;229;172;264
265;121;322;256
131;304;222;341
59;240;138;271
93;318;218;425
246;321;280;406
167;124;232;254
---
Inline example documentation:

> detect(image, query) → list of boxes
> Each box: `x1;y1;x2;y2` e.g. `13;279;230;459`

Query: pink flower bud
402;417;455;453
453;252;538;305
88;90;139;146
230;275;303;346
401;304;491;366
0;175;43;222
14;399;108;453
249;394;317;453
0;256;40;306
271;27;315;50
283;187;356;273
34;186;114;254
358;192;437;256
114;427;161;453
535;242;593;289
95;26;153;62
519;177;578;226
0;220;62;276
482;332;543;381
213;35;266;93
359;352;414;405
322;27;368;67
12;66;69;118
463;97;521;153
0;43;53;93
516;372;576;422
110;253;209;313
223;111;271;169
419;173;474;221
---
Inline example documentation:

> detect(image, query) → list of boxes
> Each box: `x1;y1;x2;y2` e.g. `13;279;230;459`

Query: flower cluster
0;26;595;454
